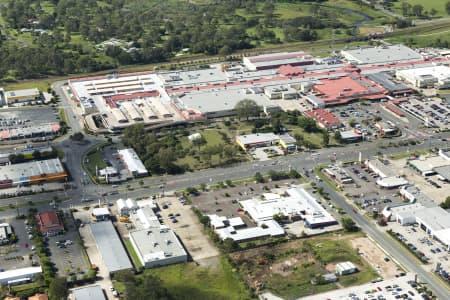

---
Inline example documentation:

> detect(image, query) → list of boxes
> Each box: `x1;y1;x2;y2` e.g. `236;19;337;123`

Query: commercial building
36;211;64;236
365;159;395;178
304;109;341;129
376;176;409;189
0;266;42;286
235;133;279;150
0;223;12;245
375;121;398;136
89;221;133;275
129;227;188;268
73;285;106;300
4;88;41;105
396;65;450;89
339;130;363;143
307;75;386;107
0;158;67;188
92;208;110;221
341;45;422;65
439;148;450;161
117;148;148;177
235;133;295;151
243;51;314;71
79;97;98;115
335;261;357;275
0;123;62;141
407;155;450;176
240;187;338;229
322;165;354;185
215;219;284;243
366;72;412;95
173;86;280;119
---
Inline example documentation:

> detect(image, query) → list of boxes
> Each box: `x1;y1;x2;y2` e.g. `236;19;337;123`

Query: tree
412;4;424;17
322;130;329;147
222;238;239;252
48;276;68;300
191;135;206;151
254;172;264;183
341;216;358;232
234;99;261;121
70;132;84;141
447;1;450;15
298;116;318;132
125;274;173;300
440;196;450;209
334;131;342;143
348;118;357;127
32;150;42;160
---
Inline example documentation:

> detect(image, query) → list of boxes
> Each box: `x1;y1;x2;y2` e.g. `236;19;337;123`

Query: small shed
335;261;357;275
92;208;110;221
188;133;202;142
117;199;128;216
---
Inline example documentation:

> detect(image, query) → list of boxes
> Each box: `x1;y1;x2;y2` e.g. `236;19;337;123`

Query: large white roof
118;148;148;175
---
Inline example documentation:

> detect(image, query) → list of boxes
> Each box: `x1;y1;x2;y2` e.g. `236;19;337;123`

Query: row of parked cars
393;231;430;263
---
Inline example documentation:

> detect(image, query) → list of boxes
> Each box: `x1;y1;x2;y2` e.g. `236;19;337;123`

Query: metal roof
73;285;106;300
341;45;422;65
89;221;133;273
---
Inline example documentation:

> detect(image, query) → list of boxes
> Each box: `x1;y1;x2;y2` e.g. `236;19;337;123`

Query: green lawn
82;142;109;179
144;260;252;300
124;238;143;268
4;80;50;92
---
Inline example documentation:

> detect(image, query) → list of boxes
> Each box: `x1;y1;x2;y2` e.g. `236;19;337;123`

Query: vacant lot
229;233;378;299
115;259;252;300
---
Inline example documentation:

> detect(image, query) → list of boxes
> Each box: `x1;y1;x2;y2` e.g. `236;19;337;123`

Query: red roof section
384;103;405;117
305;109;341;129
313;76;386;105
104;91;159;108
279;65;304;76
36;211;64;233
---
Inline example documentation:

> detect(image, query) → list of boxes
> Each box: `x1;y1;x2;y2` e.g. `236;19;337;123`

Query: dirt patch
272;257;300;277
351;237;398;279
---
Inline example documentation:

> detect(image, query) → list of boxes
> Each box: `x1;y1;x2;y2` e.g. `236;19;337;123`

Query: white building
239;187;338;229
340;45;422;65
117;199;129;216
188;133;202;142
216;219;284;243
335;261;357;275
129;227;188;268
92;207;110;221
0;223;12;245
376;176;409;189
243;51;314;71
396;66;450;89
0;266;42;285
117;148;148;177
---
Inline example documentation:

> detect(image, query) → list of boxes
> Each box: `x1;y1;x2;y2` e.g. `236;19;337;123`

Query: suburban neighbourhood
0;1;450;300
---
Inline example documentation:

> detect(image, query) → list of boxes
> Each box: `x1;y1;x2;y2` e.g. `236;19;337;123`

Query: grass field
82;142;109;179
4;80;51;92
144;260;252;300
392;0;448;18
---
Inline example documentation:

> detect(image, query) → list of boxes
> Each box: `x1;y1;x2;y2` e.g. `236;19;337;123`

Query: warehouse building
407;155;450;176
243;51;315;71
0;158;67;189
117;148;148;177
89;221;133;275
0;266;42;286
73;285;106;300
215;219;284;243
129;227;188;268
0;123;62;141
396;66;450;89
341;45;422;65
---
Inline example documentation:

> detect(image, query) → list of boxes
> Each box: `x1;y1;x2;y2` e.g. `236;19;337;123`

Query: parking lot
398;97;450;131
388;222;450;271
341;162;405;214
297;273;426;300
0;216;39;271
0;107;59;130
46;211;89;278
156;194;220;263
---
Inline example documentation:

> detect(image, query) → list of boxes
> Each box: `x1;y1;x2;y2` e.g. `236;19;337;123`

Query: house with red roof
304;109;341;130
